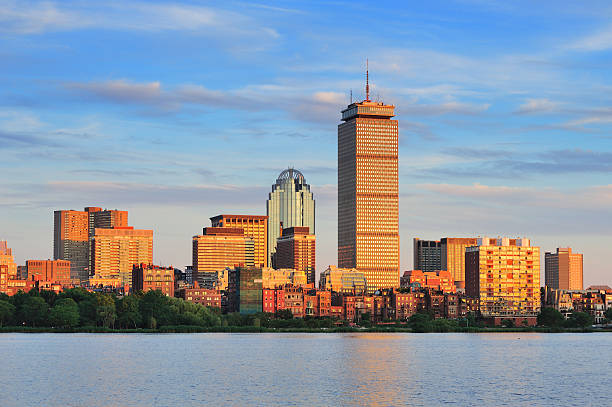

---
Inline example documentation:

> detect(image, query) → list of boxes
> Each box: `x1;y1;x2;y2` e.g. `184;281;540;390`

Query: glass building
266;168;315;267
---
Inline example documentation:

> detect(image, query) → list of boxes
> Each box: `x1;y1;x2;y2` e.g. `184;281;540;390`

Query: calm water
1;332;611;406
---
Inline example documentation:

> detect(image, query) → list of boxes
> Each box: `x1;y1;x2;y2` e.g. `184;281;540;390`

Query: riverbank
1;325;609;334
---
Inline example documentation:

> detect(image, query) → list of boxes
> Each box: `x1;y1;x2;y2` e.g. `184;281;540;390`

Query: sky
1;0;611;287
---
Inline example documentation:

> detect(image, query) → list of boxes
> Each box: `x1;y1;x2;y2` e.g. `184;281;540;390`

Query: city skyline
1;1;612;287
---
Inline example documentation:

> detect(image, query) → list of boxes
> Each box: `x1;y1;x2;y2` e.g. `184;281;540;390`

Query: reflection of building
210;215;268;267
26;259;71;285
192;228;253;287
319;265;367;294
545;247;583;290
132;263;174;297
440;237;477;286
413;238;441;273
275;227;316;284
232;267;263;315
92;227;153;286
466;237;540;316
267;168;315;267
0;241;17;279
338;73;399;292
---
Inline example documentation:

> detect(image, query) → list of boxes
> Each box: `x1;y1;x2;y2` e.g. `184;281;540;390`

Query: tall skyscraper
338;67;399;292
91;227;153;286
210;215;268;267
466;237;540;316
266;168;315;267
275;227;316;284
413;238;441;273
545;248;583;290
440;237;477;287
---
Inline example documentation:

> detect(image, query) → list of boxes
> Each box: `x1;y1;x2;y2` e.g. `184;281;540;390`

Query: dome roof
277;168;305;184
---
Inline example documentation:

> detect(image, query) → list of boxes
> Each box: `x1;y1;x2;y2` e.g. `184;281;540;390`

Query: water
1;332;611;406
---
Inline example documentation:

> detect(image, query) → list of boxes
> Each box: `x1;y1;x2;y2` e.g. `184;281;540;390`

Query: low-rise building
132;264;174;297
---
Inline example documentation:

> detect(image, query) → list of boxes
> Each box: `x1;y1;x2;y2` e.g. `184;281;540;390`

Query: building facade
545;247;583;290
319;265;367;294
26;259;71;285
465;237;540;317
0;241;17;279
266;168;315;267
440;237;477;287
92;227;153;286
210;215;268;268
413;238;441;273
132;263;175;297
275;227;316;284
338;77;399;292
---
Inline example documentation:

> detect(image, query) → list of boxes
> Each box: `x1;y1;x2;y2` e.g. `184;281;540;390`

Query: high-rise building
192;227;254;287
266;168;315;267
132;263;174;297
465;237;540;317
319;265;367;295
545;248;583;290
210;215;268;267
54;210;89;282
26;259;71;285
91;227;153;286
54;207;128;282
275;227;316;284
338;68;399;292
413;238;442;273
0;241;17;278
440;237;477;287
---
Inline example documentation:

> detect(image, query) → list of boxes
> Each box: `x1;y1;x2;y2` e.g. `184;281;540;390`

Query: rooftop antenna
365;58;370;102
350;89;353;104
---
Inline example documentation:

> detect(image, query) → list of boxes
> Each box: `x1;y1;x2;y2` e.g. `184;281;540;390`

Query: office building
319;265;367;294
275;227;316;284
92;227;153;286
413;238;441;273
440;237;477;287
192;227;254;287
465;237;540;317
545;247;583;290
0;241;17;279
210;215;268;267
132;263;174;297
338;68;399;292
261;267;307;289
266;168;315;266
26;259;71;285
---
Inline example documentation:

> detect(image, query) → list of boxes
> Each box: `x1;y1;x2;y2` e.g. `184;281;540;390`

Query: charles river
1;333;610;406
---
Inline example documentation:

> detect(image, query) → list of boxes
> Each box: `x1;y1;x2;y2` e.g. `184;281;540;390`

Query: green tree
408;312;433;332
40;289;58;307
501;319;515;328
96;294;117;328
0;300;16;327
275;309;293;320
49;298;80;328
78;299;97;326
604;308;612;323
566;311;594;328
116;295;142;328
21;296;49;326
537;307;565;327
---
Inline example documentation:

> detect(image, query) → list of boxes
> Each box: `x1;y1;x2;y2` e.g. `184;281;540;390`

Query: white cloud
567;25;612;52
515;98;560;114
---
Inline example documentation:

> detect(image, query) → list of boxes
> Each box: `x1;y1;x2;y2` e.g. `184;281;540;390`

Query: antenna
350;89;353;104
365;58;370;101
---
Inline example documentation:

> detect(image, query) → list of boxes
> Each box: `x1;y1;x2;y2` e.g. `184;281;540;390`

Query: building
0;241;17;279
400;270;457;293
319;265;367;294
261;267;307;289
0;264;36;296
210;215;268;267
235;267;263;315
192;227;254;287
180;285;222;308
413;239;441;273
266;168;315;267
25;259;71;285
545;247;583;290
466;237;540;317
85;207;128;273
132;263;174;297
92;227;153;286
338;68;399;292
275;227;316;284
440;237;477;287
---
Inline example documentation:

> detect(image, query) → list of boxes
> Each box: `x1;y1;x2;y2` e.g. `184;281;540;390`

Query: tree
501;319;515;328
49;298;80;328
275;309;293;320
21;296;49;326
566;311;594;328
0;300;16;327
537;307;565;327
40;289;58;307
97;294;117;328
116;295;142;329
408;312;433;332
604;308;612;323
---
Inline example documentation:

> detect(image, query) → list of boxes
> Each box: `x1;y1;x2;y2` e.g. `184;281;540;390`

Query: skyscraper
275;227;316;284
545;247;583;290
210;215;268;267
266;168;315;267
440;237;477;287
338;66;399;292
413;238;442;273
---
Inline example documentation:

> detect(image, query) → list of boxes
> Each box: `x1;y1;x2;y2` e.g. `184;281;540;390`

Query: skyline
1;1;612;286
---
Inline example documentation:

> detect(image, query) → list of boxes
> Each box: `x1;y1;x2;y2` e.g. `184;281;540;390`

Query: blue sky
1;0;611;286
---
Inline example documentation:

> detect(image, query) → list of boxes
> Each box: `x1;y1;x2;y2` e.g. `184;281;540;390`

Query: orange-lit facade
192;227;254;287
181;286;222;308
1;264;36;296
0;241;17;279
261;267;307;289
210;215;268;267
545;247;583;290
92;227;153;287
26;259;71;285
338;96;399;292
466;237;540;317
132;263;174;297
440;237;477;286
275;227;316;284
400;269;457;293
319;265;367;294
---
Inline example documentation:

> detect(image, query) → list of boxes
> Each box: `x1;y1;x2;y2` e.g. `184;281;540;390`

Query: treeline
537;307;609;328
0;288;222;329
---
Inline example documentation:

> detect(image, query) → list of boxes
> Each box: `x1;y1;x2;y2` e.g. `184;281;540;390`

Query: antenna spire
365;58;370;101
